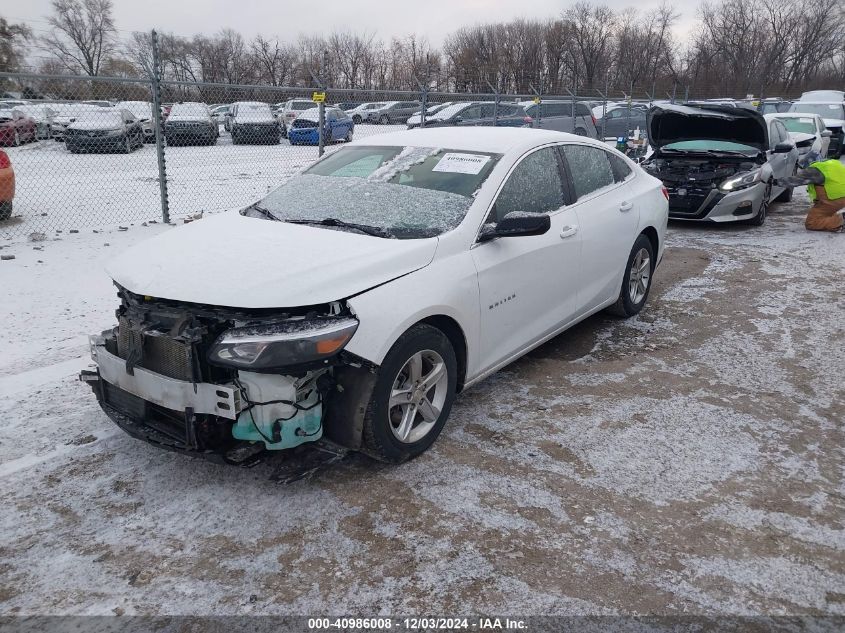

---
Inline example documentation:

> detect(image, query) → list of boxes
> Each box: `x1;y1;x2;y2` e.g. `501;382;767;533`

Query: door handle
560;225;579;239
620;201;634;212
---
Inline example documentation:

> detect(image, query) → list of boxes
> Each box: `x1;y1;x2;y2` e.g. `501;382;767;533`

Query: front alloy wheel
388;350;449;444
363;324;457;463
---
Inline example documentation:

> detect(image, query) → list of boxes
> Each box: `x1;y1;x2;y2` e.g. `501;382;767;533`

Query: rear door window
561;145;616;199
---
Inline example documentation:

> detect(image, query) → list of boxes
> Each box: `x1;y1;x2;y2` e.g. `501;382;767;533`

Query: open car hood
647;104;768;153
106;211;438;309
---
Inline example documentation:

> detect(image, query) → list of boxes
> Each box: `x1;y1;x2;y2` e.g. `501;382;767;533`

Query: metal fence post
566;87;576;132
150;30;169;224
486;81;500;127
420;85;428;128
529;83;542;128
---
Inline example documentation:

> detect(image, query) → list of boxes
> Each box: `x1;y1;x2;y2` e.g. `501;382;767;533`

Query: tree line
2;0;844;99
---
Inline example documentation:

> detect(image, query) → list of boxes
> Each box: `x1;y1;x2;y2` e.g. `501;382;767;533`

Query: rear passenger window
562;145;615;199
607;153;633;182
491;147;565;222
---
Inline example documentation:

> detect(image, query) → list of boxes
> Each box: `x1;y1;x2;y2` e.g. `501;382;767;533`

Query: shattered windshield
245;145;501;239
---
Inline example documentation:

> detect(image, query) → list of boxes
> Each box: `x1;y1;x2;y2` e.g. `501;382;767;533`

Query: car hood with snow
105;211;439;309
647;104;768;153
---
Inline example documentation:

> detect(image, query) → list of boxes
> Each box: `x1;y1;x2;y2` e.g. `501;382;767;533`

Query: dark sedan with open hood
642;104;798;225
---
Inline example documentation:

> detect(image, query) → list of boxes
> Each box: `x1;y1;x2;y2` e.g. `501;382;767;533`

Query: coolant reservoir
232;371;322;450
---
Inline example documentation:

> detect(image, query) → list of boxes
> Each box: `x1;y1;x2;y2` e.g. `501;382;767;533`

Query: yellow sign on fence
312;91;326;103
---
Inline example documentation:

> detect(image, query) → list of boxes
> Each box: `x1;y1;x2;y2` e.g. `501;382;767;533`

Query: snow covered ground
0;183;843;619
0;122;403;237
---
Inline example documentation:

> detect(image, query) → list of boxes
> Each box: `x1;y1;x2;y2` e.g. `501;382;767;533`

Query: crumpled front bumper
80;335;267;466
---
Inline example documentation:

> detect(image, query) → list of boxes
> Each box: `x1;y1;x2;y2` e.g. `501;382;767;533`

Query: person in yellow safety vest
778;150;845;232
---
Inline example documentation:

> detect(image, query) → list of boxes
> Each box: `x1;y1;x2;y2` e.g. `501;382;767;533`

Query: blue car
288;107;355;145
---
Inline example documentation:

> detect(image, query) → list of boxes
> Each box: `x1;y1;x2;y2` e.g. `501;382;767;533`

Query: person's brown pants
807;186;845;232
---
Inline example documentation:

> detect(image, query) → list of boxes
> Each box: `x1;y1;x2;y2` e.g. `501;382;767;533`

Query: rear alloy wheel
748;180;771;226
352;115;362;124
379;114;390;125
607;234;655;318
344;129;353;142
362;324;457;463
574;127;588;136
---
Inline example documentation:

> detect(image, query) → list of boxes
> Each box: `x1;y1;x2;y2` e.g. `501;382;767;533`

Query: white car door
472;145;582;373
560;144;640;314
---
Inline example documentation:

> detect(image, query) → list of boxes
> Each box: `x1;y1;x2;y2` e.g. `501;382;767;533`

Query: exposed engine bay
81;286;376;466
642;155;761;217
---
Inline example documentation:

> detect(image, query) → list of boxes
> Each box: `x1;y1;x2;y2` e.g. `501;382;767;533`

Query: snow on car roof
349;126;598;154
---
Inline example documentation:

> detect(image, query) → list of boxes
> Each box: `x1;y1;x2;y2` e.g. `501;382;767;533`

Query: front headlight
720;169;761;192
208;317;358;369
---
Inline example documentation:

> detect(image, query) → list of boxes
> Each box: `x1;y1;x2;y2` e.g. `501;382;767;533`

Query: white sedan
82;128;668;465
768;112;831;159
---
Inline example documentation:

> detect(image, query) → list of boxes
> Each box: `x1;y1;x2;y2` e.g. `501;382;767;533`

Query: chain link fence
0;67;806;239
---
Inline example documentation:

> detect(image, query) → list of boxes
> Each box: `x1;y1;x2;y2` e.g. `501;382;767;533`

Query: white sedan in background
82;128;668;466
768;112;831;159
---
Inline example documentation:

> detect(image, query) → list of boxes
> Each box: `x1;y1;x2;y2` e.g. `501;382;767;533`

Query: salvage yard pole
485;81;500;127
150;30;170;224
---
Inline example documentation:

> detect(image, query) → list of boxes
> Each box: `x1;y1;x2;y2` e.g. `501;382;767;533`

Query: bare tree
0;16;32;73
40;0;116;76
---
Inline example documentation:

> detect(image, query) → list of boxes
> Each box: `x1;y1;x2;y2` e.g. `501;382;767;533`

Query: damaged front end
642;157;762;219
80;287;376;466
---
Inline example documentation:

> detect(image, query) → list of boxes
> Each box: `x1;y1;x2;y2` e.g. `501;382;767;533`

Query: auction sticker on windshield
432;153;491;175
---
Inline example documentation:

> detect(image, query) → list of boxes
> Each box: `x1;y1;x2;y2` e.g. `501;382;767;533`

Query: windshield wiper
246;203;279;221
285;217;394;238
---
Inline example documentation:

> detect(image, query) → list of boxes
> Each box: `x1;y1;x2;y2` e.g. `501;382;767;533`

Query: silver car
642;104;798;226
365;101;421;125
519;100;598;138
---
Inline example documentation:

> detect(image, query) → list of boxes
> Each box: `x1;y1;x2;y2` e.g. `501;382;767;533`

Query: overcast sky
11;0;696;47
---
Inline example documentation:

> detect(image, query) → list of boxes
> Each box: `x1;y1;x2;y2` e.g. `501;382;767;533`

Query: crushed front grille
117;316;195;381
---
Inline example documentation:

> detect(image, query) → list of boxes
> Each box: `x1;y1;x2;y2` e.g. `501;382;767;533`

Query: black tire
379;114;390;125
748;180;771;226
231;131;240;145
344;129;353;142
352;115;362;124
362;324;457;463
574;127;588;136
122;135;132;154
606;233;656;318
0;200;11;221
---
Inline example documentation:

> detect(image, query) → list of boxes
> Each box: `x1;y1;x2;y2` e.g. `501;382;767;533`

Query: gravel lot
0;188;843;619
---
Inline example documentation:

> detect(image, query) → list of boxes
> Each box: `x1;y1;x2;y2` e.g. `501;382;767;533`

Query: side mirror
822;130;832;137
478;212;551;242
773;141;794;153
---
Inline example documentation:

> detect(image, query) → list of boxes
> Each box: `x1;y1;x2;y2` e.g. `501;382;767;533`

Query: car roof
348;126;605;154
